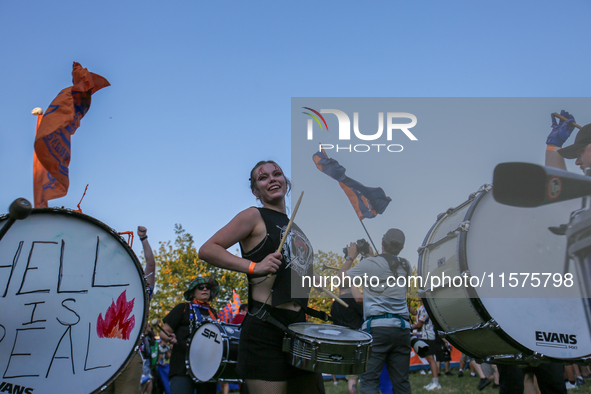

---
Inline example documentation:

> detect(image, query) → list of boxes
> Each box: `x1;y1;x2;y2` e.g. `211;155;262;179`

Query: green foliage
308;250;348;324
145;224;248;324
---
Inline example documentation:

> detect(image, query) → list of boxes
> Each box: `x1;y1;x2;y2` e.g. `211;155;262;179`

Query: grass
322;369;591;394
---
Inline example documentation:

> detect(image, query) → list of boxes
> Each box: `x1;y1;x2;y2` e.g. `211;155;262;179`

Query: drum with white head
186;321;241;383
418;185;589;364
0;208;147;393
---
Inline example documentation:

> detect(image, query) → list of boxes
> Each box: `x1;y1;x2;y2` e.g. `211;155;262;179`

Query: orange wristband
546;146;560;151
248;262;257;274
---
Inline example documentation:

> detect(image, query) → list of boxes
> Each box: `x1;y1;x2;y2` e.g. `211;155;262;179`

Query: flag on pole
33;62;110;208
313;149;391;220
218;289;241;323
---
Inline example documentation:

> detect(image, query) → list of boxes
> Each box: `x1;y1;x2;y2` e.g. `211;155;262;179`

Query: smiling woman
198;160;325;394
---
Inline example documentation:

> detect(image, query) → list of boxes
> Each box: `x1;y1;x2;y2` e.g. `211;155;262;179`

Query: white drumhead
466;191;590;358
289;322;372;342
188;322;223;381
0;210;146;393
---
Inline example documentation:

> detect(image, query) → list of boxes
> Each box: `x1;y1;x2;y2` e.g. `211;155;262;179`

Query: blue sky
1;0;590;262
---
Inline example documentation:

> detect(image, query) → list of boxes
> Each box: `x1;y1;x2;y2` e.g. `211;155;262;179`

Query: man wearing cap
346;228;412;394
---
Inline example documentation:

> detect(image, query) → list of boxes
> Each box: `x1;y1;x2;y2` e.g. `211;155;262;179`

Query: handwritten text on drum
0;237;133;381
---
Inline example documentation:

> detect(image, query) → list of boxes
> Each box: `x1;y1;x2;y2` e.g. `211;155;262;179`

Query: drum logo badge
329;354;344;362
547;176;562;200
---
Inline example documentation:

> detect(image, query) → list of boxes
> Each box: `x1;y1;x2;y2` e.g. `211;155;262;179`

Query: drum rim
1;208;150;393
287;322;373;342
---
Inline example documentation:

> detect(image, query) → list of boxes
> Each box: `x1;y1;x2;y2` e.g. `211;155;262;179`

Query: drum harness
364;254;411;335
247;286;333;335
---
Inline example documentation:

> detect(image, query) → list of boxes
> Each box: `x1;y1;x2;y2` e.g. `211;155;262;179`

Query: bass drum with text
0;208;148;393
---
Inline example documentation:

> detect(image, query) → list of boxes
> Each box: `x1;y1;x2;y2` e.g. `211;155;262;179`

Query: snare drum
186;321;242;383
418;185;590;364
282;322;372;374
0;208;147;393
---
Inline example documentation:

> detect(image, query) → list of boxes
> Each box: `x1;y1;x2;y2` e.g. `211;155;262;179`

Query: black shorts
434;337;451;362
424;339;438;356
236;302;318;381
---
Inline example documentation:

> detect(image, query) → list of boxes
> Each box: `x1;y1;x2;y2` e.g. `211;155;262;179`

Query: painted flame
96;290;136;340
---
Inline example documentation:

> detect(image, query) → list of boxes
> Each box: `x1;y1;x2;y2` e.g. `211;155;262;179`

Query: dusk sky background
2;1;590;272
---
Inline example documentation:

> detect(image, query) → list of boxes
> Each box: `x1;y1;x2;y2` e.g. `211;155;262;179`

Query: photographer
331;240;369;330
345;229;412;394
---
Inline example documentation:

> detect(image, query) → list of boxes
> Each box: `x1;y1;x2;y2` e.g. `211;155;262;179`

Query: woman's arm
198;207;281;275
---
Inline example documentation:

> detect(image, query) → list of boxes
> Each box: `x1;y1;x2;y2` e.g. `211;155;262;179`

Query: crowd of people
112;111;591;394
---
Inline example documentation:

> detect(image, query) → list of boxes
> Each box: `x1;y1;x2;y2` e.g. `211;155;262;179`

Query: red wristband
248;262;257;274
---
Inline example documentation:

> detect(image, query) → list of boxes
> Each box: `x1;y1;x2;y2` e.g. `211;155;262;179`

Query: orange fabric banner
33;62;109;207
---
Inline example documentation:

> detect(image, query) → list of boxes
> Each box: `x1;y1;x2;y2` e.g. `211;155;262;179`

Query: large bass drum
0;208;148;393
418;185;589;365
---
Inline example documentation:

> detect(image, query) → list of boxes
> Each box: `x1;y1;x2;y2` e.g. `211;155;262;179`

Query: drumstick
321;287;349;307
266;191;304;278
151;318;173;337
276;191;304;254
552;112;583;130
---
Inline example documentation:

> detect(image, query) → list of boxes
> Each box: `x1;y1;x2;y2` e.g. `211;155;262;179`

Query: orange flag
33;62;110;207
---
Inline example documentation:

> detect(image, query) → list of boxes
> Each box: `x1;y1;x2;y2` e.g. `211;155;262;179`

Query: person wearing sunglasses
159;277;220;394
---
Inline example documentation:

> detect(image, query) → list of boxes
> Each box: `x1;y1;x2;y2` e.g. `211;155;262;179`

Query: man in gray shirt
346;228;412;394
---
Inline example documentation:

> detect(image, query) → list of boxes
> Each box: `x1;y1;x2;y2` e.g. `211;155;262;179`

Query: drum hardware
417;221;471;254
436;319;500;337
0;198;32;242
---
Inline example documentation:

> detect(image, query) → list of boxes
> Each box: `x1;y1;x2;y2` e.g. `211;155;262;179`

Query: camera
410;337;429;358
343;238;371;257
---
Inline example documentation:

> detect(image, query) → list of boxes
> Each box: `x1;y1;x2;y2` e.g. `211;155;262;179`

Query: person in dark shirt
159;277;219;394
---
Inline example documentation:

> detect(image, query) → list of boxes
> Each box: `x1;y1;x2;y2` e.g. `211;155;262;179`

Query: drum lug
417;221;471;254
484;353;521;363
282;336;292;353
311;342;319;371
469;184;492;200
480;319;500;331
521;352;544;366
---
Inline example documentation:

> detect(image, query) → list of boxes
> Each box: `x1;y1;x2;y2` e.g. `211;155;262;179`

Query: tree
145;224;248;324
307;250;347;324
